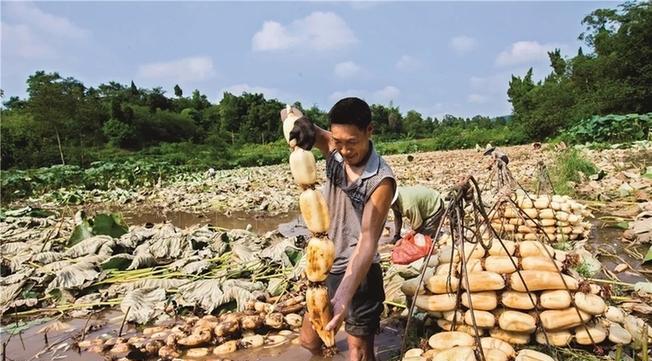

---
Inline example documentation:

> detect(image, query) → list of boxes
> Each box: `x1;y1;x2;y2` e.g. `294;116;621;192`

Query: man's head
328;97;373;166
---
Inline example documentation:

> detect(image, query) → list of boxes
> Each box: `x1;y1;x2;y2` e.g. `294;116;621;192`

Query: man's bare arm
313;126;334;159
325;178;395;331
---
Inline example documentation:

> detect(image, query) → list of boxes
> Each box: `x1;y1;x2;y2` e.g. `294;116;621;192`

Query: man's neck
349;141;372;168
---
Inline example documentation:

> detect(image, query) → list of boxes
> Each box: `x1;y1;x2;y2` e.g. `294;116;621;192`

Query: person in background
391;185;445;242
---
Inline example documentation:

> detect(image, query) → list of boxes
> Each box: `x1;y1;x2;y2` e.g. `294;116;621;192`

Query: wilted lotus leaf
1;270;33;286
231;244;256;263
266;278;286;297
148;227;188;260
221;279;266;311
181;260;211;275
31;251;64;265
0;242;29;256
0;281;26;313
39;260;74;274
117;225;156;248
120;288;166;324
176;279;227;313
65;235;114;258
128;247;156;270
260;238;300;267
47;261;100;291
101;254;135;270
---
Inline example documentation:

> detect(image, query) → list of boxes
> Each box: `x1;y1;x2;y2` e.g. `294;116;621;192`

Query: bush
565;113;651;144
548;148;598;195
102;118;136;147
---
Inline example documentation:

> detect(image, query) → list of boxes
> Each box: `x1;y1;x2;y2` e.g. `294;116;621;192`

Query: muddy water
589;218;650;283
2;311;129;361
2;315;401;361
122;210;301;234
225;323;401;361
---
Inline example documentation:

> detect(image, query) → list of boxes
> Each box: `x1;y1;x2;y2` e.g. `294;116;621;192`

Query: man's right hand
289;116;316;150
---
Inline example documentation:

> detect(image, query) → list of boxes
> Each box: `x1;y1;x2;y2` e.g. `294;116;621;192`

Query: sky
1;1;616;118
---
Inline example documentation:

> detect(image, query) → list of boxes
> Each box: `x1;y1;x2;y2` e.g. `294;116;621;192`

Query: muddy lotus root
402;236;647;357
489;192;592;242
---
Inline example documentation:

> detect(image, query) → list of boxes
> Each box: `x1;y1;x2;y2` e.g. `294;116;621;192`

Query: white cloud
467;73;510;106
5;2;90;39
467;94;489;104
138;57;216;82
450;35;477;54
252;12;357;52
396;55;421;72
251;21;299;51
334;61;362;78
495;40;563;67
470;74;508;95
1;2;90;60
1;22;55;58
329;85;399;104
373;86;400;103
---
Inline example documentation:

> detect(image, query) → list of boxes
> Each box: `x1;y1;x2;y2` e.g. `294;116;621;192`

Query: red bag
391;231;433;265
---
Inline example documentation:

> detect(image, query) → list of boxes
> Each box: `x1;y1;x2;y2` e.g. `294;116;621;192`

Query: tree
403;110;424;138
174;84;183;98
146;87;171;112
3;96;27;111
26;71;85;165
102;118;135;147
130;81;139;96
508;2;652;139
190;89;210;110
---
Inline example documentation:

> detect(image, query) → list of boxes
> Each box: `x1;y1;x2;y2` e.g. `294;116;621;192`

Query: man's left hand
325;297;347;332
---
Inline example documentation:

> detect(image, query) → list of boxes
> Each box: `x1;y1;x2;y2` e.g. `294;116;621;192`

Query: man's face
331;123;372;167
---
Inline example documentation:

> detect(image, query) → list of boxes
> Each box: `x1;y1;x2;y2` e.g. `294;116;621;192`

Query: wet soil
589;217;651;283
2;311;127;361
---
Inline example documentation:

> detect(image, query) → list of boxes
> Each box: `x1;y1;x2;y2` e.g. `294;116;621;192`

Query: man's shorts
325;263;385;337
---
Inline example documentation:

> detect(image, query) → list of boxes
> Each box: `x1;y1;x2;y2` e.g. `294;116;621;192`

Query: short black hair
328;97;371;130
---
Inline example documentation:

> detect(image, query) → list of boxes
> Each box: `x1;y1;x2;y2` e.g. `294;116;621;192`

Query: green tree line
1;72;522;169
508;1;651;140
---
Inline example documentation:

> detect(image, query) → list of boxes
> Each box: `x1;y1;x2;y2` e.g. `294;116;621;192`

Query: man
284;97;395;361
391;185;445;242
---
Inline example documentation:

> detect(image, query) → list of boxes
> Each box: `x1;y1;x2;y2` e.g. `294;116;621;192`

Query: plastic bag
391;231;433;265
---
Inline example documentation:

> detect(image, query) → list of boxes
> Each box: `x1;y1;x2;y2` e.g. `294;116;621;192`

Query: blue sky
1;1;615;118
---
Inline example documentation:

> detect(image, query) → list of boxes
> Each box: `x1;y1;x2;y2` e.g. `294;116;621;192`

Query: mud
122;209;300;234
589;217;651;283
2;314;402;361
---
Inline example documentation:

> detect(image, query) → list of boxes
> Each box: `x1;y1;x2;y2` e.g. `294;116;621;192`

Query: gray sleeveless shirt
323;143;396;274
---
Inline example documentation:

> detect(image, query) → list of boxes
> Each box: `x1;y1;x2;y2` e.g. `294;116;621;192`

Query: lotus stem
383;301;406;308
587;278;634;287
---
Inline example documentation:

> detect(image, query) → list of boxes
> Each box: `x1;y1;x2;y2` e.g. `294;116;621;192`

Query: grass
574;261;594;278
548;148;598;195
552;241;572;251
